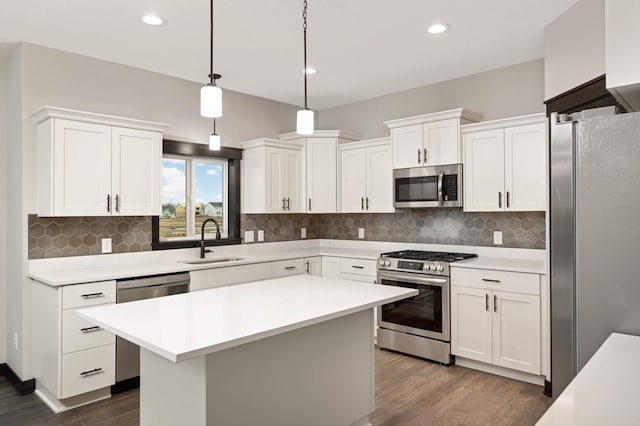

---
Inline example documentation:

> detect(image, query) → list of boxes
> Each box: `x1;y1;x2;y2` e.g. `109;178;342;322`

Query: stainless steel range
377;250;477;364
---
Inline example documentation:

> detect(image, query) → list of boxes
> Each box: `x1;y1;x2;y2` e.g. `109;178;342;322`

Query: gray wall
6;42;301;380
319;59;545;139
21;43;300;147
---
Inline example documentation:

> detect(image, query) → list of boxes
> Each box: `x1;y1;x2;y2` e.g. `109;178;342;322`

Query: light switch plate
493;231;503;245
257;230;264;242
244;231;255;243
101;238;112;253
301;227;306;239
358;228;365;239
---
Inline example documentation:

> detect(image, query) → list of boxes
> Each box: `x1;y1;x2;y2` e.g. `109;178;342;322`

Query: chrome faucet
200;218;221;258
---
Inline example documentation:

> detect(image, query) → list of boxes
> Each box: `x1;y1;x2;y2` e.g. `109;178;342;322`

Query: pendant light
201;0;222;118
209;118;221;150
296;0;314;135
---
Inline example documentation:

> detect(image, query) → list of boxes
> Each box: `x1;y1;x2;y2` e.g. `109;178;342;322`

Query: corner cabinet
450;267;541;376
241;138;303;214
384;108;481;169
338;137;394;213
462;114;546;212
32;107;168;217
278;130;362;213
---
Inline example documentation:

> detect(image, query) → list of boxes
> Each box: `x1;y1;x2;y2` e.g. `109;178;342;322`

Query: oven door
377;270;450;342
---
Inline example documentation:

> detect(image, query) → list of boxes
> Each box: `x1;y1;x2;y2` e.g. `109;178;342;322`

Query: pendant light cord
209;0;214;83
303;0;308;110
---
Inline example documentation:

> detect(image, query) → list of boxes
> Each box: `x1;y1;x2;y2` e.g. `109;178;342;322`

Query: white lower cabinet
322;257;341;279
338;258;378;337
451;267;542;376
33;280;116;403
189;263;272;291
303;256;322;276
271;258;306;278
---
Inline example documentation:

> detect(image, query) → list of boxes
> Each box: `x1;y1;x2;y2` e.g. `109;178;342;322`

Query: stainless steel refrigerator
550;107;640;397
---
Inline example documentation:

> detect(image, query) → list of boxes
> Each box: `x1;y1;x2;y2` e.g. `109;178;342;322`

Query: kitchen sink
179;256;247;265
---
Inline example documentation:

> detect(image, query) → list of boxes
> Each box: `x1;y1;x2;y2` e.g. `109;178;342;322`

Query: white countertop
29;239;546;286
451;256;546;274
78;275;417;362
536;333;640;425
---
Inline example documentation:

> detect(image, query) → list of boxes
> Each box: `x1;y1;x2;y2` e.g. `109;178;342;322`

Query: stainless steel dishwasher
113;272;190;393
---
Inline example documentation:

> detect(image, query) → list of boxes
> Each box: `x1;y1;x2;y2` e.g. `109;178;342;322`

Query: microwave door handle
437;172;444;205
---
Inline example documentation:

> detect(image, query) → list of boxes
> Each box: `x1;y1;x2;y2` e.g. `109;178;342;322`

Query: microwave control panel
443;174;458;201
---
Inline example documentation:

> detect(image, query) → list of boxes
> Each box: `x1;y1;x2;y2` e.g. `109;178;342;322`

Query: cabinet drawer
61;344;115;399
190;263;272;291
340;273;376;284
62;308;115;354
62;281;116;309
271;259;305;278
340;258;377;276
451;268;540;295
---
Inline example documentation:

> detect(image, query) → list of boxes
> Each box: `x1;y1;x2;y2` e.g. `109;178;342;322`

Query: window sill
152;238;242;251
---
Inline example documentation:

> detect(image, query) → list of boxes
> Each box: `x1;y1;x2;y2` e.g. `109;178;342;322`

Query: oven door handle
437;171;444;205
377;271;448;286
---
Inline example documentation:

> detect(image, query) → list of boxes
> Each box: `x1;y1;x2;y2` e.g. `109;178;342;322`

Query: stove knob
437;265;444;272
379;260;386;267
385;260;391;267
428;264;436;271
423;263;429;270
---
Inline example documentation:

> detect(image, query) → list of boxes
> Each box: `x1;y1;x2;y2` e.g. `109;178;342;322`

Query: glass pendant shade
296;109;314;135
201;83;222;118
209;132;221;150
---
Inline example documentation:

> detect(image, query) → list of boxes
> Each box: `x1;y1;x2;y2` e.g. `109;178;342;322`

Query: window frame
152;140;242;250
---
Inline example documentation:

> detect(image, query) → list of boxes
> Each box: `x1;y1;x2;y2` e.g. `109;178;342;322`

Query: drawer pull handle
81;292;105;299
80;368;103;377
352;265;365;269
284;266;297;270
481;279;501;283
80;326;102;333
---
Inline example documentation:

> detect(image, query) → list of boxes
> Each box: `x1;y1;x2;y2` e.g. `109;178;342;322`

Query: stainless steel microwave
393;164;463;208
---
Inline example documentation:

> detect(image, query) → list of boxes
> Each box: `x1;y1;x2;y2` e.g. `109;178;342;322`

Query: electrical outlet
358;228;365;239
493;231;503;245
13;333;18;351
101;238;112;253
257;230;264;242
301;227;306;239
244;230;255;243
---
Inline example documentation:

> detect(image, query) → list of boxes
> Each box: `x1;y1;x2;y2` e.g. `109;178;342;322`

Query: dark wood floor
0;349;551;425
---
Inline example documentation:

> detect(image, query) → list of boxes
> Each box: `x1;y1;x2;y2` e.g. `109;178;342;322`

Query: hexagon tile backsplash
241;210;545;249
28;215;152;259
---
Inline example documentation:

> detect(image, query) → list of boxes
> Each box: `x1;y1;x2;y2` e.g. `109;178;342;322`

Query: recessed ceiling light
142;15;165;26
427;23;450;34
302;67;317;75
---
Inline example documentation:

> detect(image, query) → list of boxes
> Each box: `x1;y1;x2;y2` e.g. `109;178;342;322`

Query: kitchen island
78;275;417;426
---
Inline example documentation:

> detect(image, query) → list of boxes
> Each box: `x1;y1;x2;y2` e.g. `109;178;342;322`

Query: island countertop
78;275;417;363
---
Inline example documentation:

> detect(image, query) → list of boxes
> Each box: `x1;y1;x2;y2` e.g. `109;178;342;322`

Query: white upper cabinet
242;138;304;214
462;114;546;212
279;130;361;214
385;108;480;169
338;138;394;213
33;107;168;217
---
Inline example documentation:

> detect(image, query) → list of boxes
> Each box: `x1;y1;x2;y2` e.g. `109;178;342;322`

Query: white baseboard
35;382;112;413
455;357;545;386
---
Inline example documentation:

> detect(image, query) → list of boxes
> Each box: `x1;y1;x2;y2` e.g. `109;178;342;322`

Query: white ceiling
0;0;577;110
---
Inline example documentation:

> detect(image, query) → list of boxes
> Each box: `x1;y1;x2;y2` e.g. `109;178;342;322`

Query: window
152;140;242;250
160;156;228;240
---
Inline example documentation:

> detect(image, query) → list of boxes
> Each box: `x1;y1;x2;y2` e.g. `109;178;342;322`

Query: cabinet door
339;148;367;213
504;123;546;211
307;138;337;213
322;257;341;279
53;119;112;216
284;149;303;213
424;118;459;165
451;286;492;363
492;290;541;374
463;129;505;212
265;148;286;213
392;124;424;169
304;257;322;276
366;144;394;213
112;127;162;215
